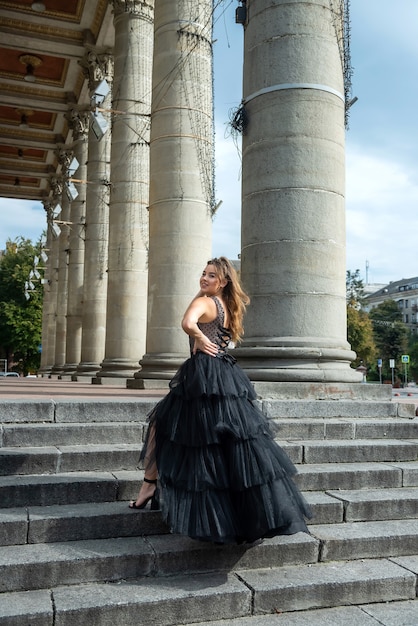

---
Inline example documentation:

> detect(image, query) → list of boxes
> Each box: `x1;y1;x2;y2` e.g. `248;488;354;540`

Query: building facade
0;0;363;390
364;277;418;332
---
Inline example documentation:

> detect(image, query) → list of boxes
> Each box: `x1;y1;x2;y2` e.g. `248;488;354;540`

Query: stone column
38;252;50;376
51;148;72;376
46;178;64;377
38;203;54;376
130;0;214;387
94;0;153;383
75;50;112;378
235;0;361;385
39;200;59;375
62;109;89;375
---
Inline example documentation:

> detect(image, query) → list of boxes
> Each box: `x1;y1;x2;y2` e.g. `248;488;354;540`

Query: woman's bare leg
130;424;158;508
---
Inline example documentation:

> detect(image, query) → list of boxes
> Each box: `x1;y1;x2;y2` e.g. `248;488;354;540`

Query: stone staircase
1;395;418;625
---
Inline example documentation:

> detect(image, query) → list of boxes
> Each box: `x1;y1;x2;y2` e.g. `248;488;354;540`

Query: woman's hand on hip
193;335;218;357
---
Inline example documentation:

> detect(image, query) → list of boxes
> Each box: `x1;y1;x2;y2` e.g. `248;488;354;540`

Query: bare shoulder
183;295;217;323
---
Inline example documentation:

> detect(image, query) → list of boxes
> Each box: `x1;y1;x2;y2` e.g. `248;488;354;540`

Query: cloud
0;199;44;248
346;144;418;283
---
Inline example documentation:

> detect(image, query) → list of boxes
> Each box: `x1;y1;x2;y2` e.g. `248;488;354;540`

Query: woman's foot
129;477;159;510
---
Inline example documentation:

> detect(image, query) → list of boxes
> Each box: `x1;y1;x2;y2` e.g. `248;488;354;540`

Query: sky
1;0;418;287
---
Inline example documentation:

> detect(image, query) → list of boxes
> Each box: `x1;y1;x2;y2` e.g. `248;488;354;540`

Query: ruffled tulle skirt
141;351;311;544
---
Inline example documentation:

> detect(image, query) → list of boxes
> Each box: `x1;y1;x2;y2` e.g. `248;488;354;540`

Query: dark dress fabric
141;296;312;544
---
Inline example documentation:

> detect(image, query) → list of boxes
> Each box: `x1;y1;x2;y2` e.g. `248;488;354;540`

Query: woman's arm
182;296;218;356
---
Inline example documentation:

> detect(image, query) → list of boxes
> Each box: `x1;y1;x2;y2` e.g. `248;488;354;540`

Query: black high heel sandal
129;477;160;510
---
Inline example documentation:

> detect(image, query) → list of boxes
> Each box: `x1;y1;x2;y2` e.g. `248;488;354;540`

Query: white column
62;109;89;375
76;50;112;378
51;148;72;375
46;177;64;378
131;0;214;386
94;0;153;383
235;0;361;384
40;200;59;375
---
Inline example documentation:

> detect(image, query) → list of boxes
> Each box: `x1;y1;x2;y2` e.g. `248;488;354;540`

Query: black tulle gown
141;296;311;544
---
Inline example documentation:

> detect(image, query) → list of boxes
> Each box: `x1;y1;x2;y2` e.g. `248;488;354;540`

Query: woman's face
200;264;225;296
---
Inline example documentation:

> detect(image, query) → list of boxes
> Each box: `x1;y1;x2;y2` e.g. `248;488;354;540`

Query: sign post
401;355;410;387
377;358;382;384
389;359;395;386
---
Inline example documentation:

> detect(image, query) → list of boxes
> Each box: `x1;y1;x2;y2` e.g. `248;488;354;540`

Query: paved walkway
0;377;417;408
0;377;166;400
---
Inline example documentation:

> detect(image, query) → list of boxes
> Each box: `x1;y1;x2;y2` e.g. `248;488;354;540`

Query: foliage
407;332;418;382
369;300;408;381
346;269;366;309
346;269;376;371
347;305;376;369
0;237;43;374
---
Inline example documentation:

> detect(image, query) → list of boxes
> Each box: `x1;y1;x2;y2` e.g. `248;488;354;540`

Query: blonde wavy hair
207;257;250;343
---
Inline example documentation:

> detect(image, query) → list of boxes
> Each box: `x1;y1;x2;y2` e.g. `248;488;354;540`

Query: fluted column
234;0;361;386
39;200;59;375
38;205;52;375
46;179;64;377
62;109;89;375
94;0;153;382
75;49;112;378
51;148;72;375
131;0;214;386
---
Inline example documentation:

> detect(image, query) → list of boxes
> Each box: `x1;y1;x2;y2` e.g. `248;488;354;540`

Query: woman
130;257;311;544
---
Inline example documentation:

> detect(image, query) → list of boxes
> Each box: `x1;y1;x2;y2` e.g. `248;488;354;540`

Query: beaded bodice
190;296;231;355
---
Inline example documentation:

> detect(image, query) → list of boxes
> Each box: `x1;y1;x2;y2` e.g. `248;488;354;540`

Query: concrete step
298;460;418;490
2;461;417;510
0;422;145;447
0;533;319;594
2;488;417;548
311;518;418;561
272;417;418;441
0;395;417;623
233;557;417;614
0;441;303;474
1;439;416;477
0;502;168;547
3;417;417;449
0;444;143;475
0;398;156;424
0;398;414;427
300;439;418;464
0;492;344;547
0;470;141;508
195;599;418;625
0;557;415;626
327;486;418;522
263;399;416;419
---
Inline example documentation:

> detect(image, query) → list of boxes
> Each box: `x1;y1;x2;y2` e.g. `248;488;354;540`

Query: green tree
346;269;376;370
346;269;366;309
0;237;43;374
369;300;408;381
347;306;376;369
407;331;418;382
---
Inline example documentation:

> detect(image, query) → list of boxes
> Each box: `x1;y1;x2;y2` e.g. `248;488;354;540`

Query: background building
364;276;418;332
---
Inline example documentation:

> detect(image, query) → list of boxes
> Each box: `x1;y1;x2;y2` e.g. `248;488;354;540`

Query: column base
91;376;130;387
94;357;139;381
127;378;170;390
71;374;94;383
74;362;102;380
38;366;53;377
50;365;65;377
60;363;78;377
132;353;187;385
233;343;363;384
